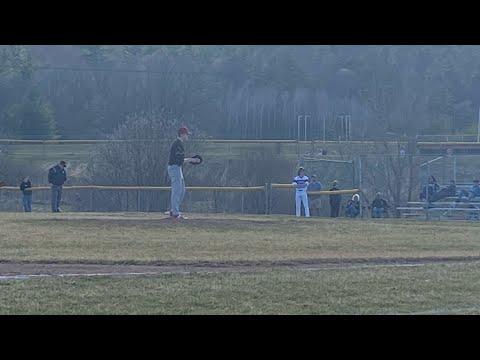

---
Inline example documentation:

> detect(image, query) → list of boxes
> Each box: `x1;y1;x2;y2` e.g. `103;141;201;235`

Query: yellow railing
0;184;361;214
1;185;360;194
270;184;360;195
0;185;265;192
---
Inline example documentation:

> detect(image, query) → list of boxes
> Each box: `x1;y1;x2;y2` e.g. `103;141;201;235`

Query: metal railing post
453;156;457;183
91;189;95;212
214;191;217;213
297;115;302;141
137;190;140;212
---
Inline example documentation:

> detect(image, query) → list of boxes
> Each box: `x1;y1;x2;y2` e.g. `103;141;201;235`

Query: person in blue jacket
307;175;322;216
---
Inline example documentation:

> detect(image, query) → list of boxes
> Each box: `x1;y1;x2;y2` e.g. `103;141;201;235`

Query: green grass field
2;263;480;315
2;212;480;263
1;212;479;314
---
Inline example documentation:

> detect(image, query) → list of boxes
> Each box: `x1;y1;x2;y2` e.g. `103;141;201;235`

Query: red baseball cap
178;126;191;135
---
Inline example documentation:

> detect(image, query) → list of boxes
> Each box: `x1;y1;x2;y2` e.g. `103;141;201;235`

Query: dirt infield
2;255;480;280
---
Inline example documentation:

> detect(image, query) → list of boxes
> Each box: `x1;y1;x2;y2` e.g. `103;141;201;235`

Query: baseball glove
191;154;203;165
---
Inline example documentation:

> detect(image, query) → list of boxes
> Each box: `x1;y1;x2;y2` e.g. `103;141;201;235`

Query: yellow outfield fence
0;184;359;193
270;184;360;195
0;185;265;192
0;184;361;214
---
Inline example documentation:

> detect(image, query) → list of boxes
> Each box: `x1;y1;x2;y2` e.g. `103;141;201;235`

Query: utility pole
345;115;352;140
339;115;344;140
304;115;310;141
297;115;302;141
323;115;326;141
297;115;311;141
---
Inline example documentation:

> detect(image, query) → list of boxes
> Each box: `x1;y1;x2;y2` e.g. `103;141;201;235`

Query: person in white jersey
292;167;310;217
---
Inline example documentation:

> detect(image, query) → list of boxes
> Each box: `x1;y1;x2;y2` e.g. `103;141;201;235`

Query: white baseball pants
295;192;310;217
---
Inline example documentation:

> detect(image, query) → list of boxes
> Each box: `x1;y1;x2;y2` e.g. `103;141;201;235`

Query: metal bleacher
397;184;480;220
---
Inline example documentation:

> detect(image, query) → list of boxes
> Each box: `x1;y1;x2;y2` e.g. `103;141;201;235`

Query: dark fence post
264;183;271;215
90;189;95;212
137;190;140;212
269;183;273;215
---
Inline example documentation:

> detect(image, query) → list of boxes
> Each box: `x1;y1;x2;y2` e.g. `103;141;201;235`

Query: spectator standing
292;167;310;217
20;176;32;212
329;180;342;218
307;175;322;216
48;161;67;213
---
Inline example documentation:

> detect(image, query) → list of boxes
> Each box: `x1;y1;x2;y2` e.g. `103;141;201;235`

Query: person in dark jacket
469;179;480;200
20;176;32;212
329;180;342;218
345;194;360;218
371;192;388;218
48;161;67;212
420;175;440;201
431;180;457;202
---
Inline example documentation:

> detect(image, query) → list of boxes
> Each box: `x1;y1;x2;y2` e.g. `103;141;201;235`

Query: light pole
297;115;302;141
297;115;311;141
323;114;326;142
345;115;351;140
339;114;351;140
304;115;310;141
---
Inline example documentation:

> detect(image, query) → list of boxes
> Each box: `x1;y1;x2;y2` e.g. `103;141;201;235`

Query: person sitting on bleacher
469;179;480;201
431;180;457;202
420;176;440;202
345;194;361;218
371;192;388;218
446;180;457;196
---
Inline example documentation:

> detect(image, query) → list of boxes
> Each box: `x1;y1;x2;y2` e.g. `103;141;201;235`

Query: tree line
1;45;480;140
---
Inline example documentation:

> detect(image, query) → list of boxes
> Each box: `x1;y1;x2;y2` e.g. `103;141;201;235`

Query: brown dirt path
1;255;480;280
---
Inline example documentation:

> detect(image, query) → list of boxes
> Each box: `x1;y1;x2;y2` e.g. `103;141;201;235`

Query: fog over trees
1;45;480;140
